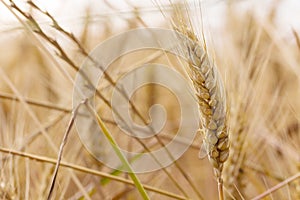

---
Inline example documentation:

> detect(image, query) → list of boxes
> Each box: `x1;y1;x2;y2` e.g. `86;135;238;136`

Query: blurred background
0;0;300;199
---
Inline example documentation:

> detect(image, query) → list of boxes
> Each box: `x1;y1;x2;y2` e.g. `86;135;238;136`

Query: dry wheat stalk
173;23;230;199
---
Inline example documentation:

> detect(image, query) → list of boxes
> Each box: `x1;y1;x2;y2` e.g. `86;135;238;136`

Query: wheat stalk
173;23;230;199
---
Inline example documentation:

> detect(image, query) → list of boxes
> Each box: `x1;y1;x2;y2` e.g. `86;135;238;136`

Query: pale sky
1;0;300;37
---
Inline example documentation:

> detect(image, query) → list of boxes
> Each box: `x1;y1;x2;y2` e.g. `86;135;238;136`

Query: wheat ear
174;24;230;199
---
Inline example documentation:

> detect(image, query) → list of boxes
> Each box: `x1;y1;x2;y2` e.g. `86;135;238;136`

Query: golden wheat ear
172;21;230;200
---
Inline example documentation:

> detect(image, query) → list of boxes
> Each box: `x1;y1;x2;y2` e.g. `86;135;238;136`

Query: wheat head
174;23;230;191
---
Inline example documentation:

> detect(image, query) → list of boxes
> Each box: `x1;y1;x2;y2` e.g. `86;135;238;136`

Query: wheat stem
47;100;85;200
0;146;188;199
251;172;300;200
218;178;224;200
84;100;150;200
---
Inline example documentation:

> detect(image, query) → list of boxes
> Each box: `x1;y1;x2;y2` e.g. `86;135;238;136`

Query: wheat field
0;0;299;200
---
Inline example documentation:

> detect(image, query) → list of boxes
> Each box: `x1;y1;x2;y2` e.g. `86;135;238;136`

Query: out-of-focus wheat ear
0;170;16;200
223;111;248;199
173;23;230;200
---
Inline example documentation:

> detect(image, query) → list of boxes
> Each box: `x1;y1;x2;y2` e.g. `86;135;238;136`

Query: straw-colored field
0;1;299;199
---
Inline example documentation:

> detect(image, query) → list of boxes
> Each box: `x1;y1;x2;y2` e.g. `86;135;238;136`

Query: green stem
86;102;150;200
